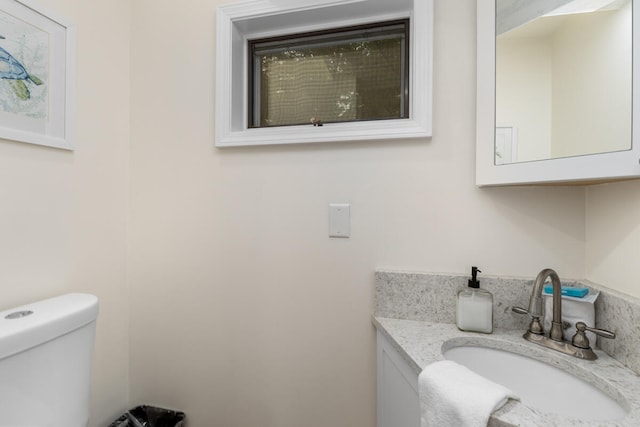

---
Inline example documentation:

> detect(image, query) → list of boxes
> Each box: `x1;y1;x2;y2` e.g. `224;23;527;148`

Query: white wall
0;0;130;425
128;1;586;425
586;180;640;299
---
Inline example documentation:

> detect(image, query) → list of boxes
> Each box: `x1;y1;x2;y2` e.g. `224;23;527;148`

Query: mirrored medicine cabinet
477;0;640;186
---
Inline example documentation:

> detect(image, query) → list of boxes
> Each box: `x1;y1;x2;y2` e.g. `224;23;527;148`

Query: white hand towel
419;360;518;427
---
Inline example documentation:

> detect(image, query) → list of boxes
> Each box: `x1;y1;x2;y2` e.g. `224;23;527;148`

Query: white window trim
215;0;433;147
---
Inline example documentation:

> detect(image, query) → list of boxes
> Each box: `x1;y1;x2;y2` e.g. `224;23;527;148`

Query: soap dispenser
456;266;493;333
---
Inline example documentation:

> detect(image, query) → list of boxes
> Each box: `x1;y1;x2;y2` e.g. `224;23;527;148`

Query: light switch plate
329;203;350;238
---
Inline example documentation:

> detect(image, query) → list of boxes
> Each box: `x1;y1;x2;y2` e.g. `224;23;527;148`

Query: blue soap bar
543;285;589;298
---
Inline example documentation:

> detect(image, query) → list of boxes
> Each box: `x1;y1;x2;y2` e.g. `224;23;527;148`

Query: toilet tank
0;293;99;427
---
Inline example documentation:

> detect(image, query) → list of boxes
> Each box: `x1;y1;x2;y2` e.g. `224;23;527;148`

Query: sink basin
443;344;627;421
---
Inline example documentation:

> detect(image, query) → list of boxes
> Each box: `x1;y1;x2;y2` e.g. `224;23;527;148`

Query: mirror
496;0;632;165
476;0;640;185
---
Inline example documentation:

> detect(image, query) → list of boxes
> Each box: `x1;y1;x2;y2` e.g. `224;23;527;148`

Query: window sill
215;118;430;147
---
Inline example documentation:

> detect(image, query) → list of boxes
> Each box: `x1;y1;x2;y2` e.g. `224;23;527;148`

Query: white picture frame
0;0;75;150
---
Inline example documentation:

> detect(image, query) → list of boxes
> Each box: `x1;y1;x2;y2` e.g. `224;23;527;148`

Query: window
249;20;409;128
215;0;433;147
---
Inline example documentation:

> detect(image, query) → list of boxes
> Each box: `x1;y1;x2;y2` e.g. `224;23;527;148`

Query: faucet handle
511;306;529;315
571;321;616;349
512;306;544;334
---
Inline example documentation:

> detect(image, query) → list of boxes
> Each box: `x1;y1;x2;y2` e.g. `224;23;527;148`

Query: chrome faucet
526;268;564;340
513;268;615;360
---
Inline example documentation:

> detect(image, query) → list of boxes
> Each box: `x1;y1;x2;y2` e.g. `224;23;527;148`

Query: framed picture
0;0;75;150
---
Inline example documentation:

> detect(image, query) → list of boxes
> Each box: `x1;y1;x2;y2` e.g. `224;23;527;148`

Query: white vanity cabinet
376;330;420;427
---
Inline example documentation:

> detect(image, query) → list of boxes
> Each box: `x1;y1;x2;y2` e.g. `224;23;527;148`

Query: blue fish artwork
0;35;43;101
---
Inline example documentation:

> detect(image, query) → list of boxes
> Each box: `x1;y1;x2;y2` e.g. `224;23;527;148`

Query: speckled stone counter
374;270;640;426
375;270;640;375
374;317;640;427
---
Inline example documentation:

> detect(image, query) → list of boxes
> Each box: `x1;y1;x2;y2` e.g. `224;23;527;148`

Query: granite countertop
373;316;640;427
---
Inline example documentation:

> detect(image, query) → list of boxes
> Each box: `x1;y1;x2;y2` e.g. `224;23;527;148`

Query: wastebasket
108;405;186;427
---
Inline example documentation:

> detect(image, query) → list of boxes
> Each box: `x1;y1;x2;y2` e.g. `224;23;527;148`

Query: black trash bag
108;405;185;427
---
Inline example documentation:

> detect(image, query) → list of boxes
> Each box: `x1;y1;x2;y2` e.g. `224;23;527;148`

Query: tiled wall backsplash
375;270;640;374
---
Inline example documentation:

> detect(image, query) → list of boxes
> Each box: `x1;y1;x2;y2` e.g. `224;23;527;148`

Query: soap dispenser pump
456;266;493;333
